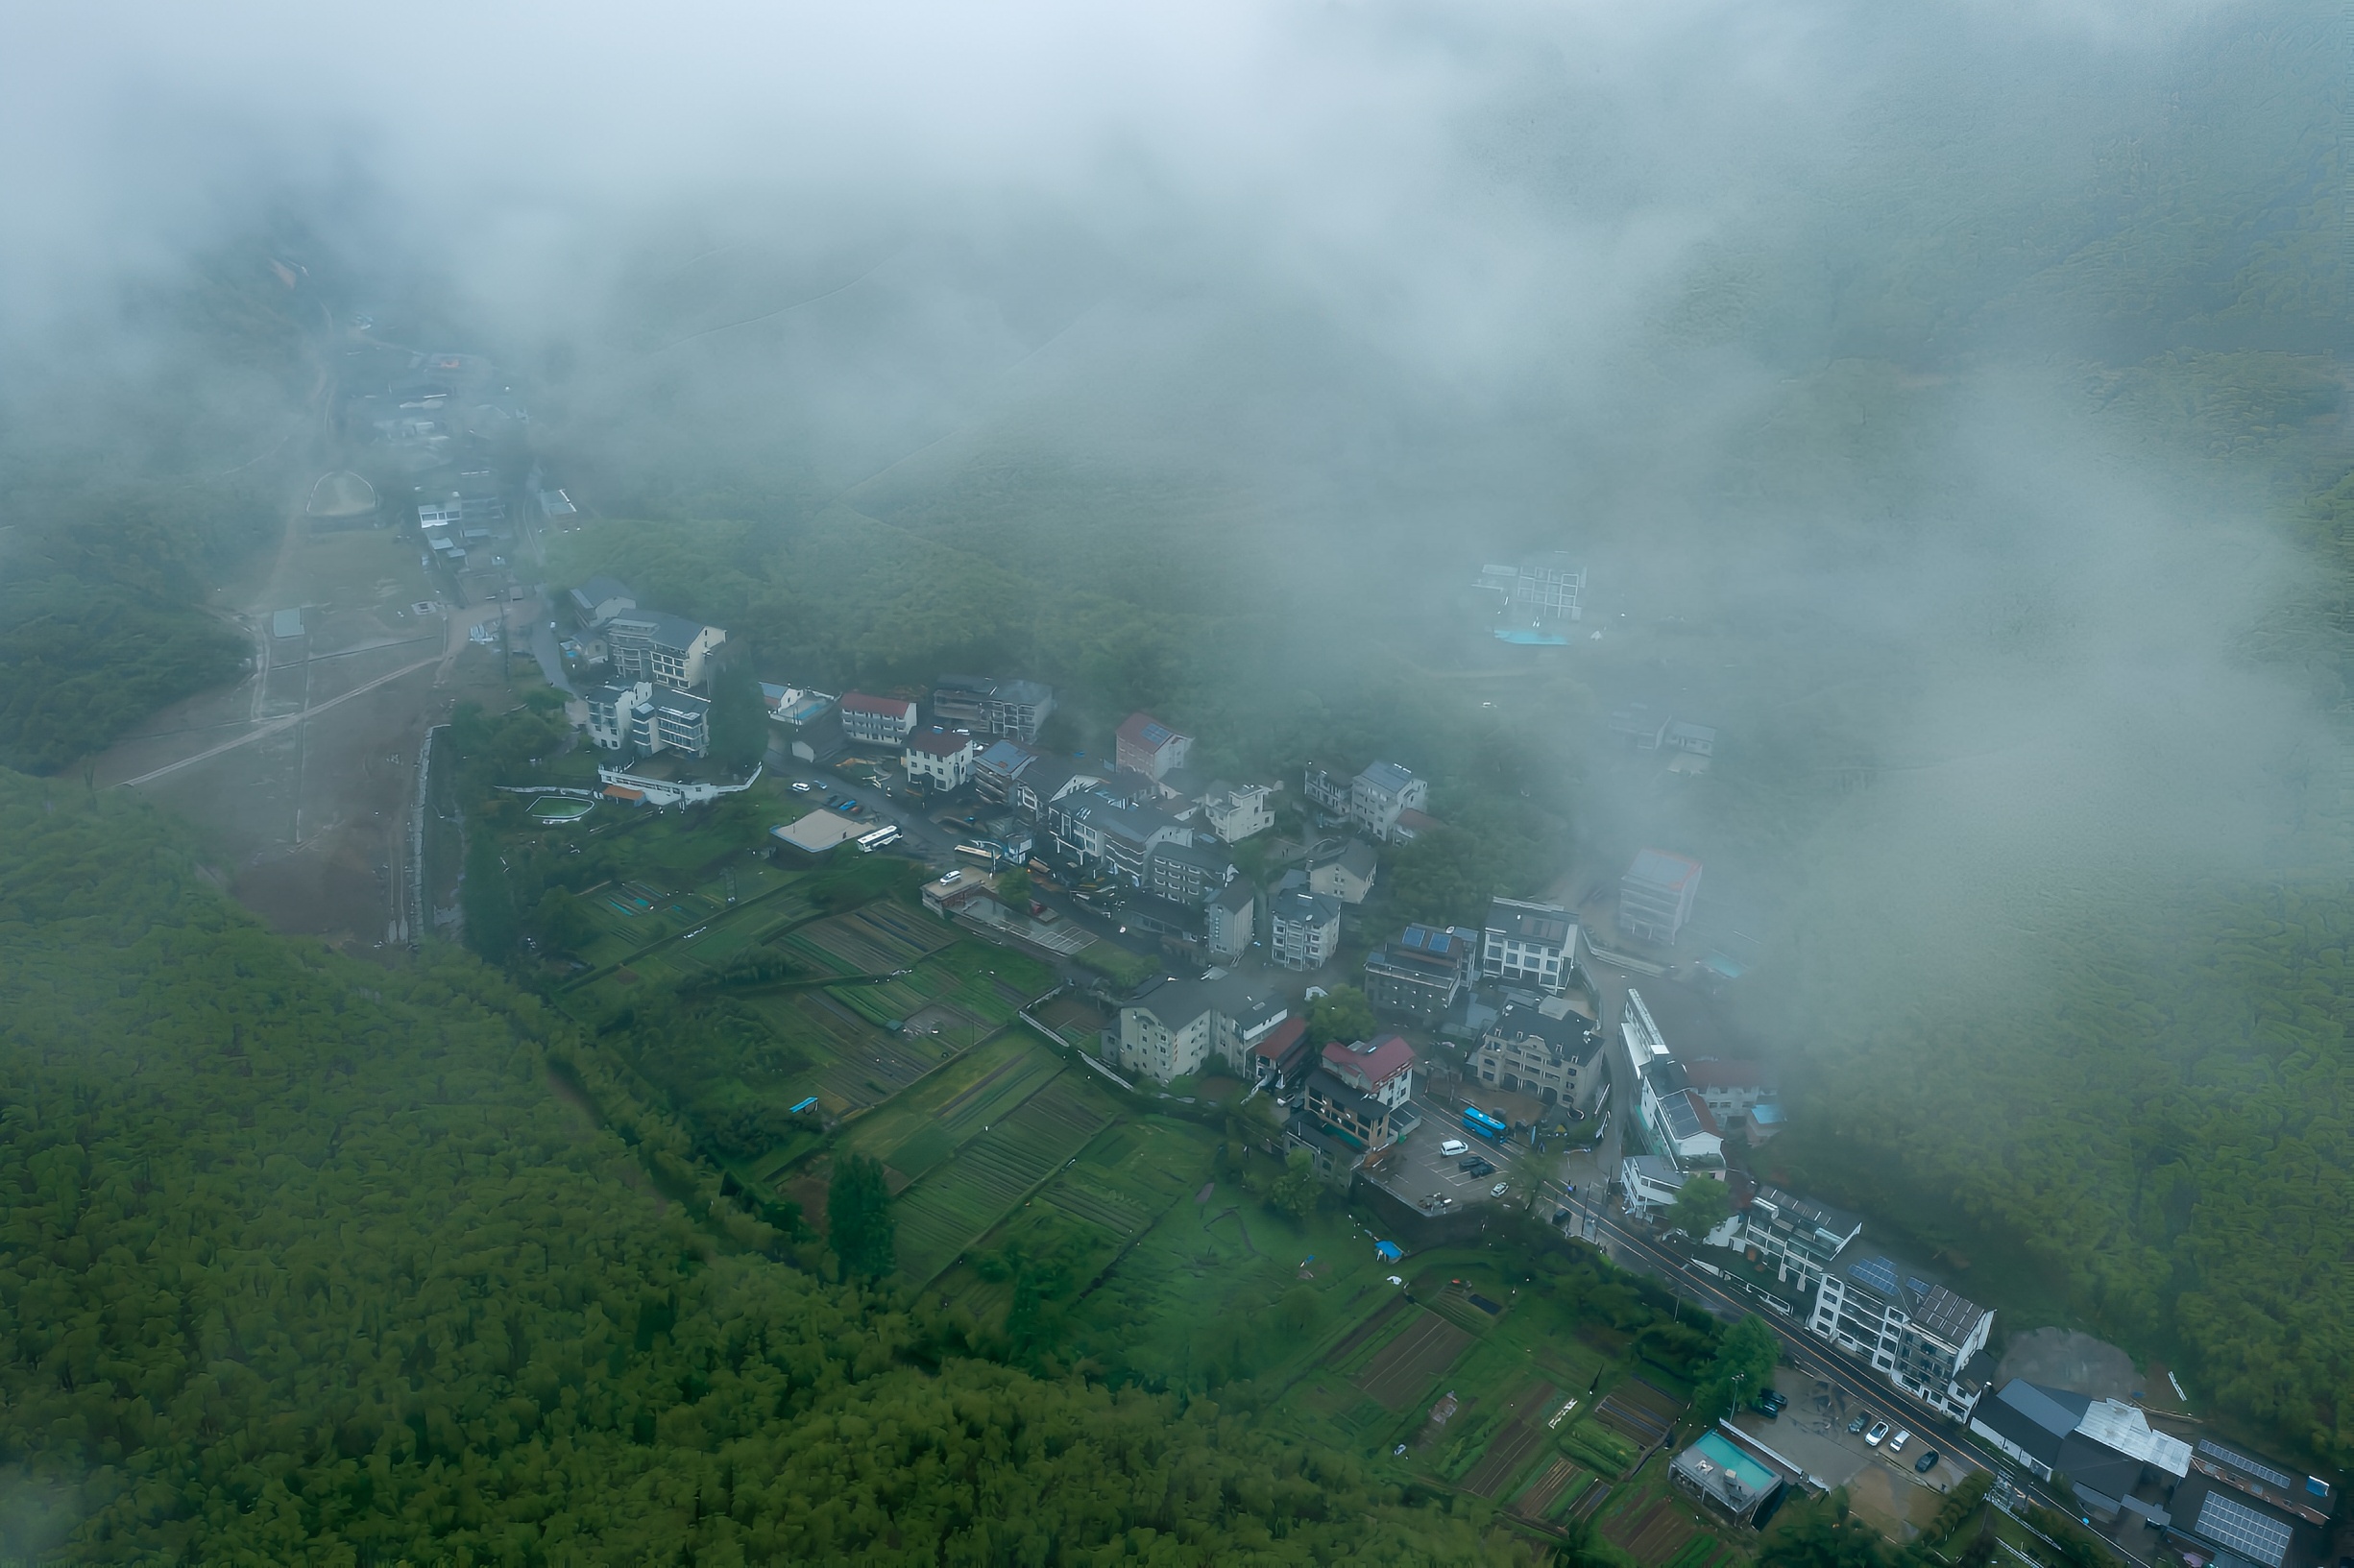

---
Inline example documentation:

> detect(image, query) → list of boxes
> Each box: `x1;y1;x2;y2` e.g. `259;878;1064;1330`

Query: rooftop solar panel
2196;1493;2292;1568
2197;1441;2293;1490
1850;1256;1899;1294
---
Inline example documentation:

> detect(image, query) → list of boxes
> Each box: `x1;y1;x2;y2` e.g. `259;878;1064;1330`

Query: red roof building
1321;1033;1417;1108
1250;1016;1311;1088
1115;712;1194;781
838;691;919;745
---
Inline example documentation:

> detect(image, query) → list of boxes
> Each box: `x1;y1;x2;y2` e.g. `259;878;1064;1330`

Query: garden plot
1323;1293;1410;1368
1355;1309;1474;1411
1459;1382;1559;1498
1604;1496;1706;1566
1514;1459;1591;1520
1593;1378;1683;1449
890;1073;1118;1284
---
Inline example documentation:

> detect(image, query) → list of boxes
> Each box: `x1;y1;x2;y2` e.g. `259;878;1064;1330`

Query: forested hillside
0;777;1517;1561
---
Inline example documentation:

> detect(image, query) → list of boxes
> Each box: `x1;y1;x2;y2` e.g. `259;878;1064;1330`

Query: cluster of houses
564;577;728;765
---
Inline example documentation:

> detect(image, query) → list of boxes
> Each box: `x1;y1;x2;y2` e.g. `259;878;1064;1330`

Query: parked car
1440;1139;1468;1156
1469;1159;1495;1177
1914;1450;1940;1474
1864;1421;1891;1446
1753;1397;1781;1419
1848;1413;1872;1435
791;781;812;793
1489;1181;1510;1197
1887;1429;1910;1454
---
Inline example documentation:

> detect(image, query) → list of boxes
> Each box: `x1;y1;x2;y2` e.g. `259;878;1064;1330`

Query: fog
6;0;2343;1073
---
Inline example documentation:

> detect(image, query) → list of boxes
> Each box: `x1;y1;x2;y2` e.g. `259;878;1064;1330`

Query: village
520;563;2338;1568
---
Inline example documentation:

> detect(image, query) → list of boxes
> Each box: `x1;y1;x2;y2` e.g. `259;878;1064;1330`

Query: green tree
995;866;1031;909
1759;1489;1895;1568
1268;1146;1325;1219
826;1152;897;1281
1668;1175;1731;1240
1692;1314;1781;1420
705;662;770;773
1307;984;1375;1045
1929;1470;1994;1542
461;831;518;961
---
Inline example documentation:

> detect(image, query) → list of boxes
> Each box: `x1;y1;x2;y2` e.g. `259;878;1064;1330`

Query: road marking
117;653;442;788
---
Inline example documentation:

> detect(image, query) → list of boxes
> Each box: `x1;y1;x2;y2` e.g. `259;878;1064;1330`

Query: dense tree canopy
0;778;1524;1562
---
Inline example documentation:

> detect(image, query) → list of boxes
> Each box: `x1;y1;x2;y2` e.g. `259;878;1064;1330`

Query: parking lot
1369;1123;1557;1218
1729;1366;1975;1501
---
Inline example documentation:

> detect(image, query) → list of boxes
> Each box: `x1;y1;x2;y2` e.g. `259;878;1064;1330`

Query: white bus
857;825;902;853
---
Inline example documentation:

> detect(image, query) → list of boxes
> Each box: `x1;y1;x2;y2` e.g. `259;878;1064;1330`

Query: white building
1621;989;1672;1083
1113;973;1289;1084
1200;782;1276;843
1724;1186;1863;1293
903;727;980;792
585;681;711;758
839;691;919;745
1319;1035;1417;1110
1638;1057;1725;1172
1270;887;1341;971
1481;896;1576;995
1810;1254;1997;1422
604;610;725;691
1115;712;1193;780
1349;760;1428;841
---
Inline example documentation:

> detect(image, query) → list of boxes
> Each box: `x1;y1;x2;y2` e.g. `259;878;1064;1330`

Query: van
1440;1139;1468;1157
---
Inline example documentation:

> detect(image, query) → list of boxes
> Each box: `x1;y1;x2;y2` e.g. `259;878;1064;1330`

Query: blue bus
1463;1104;1508;1141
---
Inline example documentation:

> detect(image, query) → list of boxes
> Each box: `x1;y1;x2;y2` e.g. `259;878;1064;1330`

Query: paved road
1562;1206;2159;1565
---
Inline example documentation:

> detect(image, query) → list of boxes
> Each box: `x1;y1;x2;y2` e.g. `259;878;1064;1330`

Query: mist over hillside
5;0;2353;1524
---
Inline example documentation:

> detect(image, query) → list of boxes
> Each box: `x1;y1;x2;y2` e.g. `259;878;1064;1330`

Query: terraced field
890;1073;1120;1284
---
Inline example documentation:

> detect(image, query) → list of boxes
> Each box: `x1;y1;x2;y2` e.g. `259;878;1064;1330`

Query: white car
1440;1139;1468;1157
1864;1421;1891;1447
1888;1429;1910;1455
1490;1182;1510;1197
791;781;812;792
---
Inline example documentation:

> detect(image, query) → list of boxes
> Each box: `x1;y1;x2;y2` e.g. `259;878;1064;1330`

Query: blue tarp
1373;1241;1404;1262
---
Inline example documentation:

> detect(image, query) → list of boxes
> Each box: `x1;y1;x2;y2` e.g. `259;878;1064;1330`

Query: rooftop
1313;839;1379;880
907;728;976;757
1357;760;1420;795
1323;1033;1415;1083
1252;1015;1309;1066
608;609;716;650
1486;896;1572;947
1683;1058;1777;1090
1626;847;1703;891
839;690;915;716
1118;712;1186;751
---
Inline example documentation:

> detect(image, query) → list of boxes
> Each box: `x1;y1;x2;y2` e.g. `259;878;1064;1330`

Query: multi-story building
1621;988;1672;1082
837;691;919;746
1809;1254;1996;1422
1469;997;1603;1111
1620;848;1703;945
567;575;637;629
903;727;979;792
1199;781;1276;843
2164;1438;2331;1568
586;681;711;759
1113;972;1289;1084
1725;1186;1862;1292
1482;897;1576;995
1362;923;1479;1025
1048;787;1190;881
1205;878;1256;959
933;675;1055;742
1308;839;1378;905
1145;836;1235;907
1302;765;1351;818
972;738;1040;806
1638;1057;1724;1172
1115;712;1193;780
1270;886;1341;971
604;610;725;690
1682;1059;1779;1136
1350;760;1428;840
1297;1069;1404;1154
1474;551;1586;623
1009;756;1099;822
1320;1034;1416;1109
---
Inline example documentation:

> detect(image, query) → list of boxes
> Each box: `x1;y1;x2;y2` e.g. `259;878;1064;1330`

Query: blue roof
1374;1241;1403;1261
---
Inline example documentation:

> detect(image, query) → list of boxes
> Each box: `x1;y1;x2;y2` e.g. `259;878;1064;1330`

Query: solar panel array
2196;1493;2293;1568
2198;1440;2293;1490
1849;1255;1899;1294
